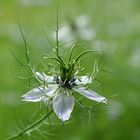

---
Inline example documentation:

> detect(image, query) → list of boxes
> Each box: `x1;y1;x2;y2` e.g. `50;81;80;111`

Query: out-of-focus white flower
74;15;96;41
22;72;107;122
52;15;96;47
56;25;75;44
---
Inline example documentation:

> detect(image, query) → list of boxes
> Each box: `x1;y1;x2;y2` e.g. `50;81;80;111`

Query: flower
52;15;96;47
22;71;107;122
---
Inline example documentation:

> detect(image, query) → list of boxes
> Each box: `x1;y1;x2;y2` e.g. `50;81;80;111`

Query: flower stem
6;109;53;140
75;50;97;63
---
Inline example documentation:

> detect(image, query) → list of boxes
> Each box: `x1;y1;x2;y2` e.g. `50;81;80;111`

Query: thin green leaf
9;49;24;67
75;50;97;63
18;22;30;65
6;109;53;140
69;44;76;63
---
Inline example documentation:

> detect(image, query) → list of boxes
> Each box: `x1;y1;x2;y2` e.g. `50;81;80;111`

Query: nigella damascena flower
22;71;107;122
52;15;96;47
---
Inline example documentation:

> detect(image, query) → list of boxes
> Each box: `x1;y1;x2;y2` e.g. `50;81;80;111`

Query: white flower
22;72;107;122
52;15;96;47
74;15;96;41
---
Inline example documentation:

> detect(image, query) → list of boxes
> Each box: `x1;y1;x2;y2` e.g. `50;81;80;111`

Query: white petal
53;93;74;122
45;84;58;97
22;86;46;102
22;85;57;102
35;72;56;84
73;87;107;103
75;76;92;85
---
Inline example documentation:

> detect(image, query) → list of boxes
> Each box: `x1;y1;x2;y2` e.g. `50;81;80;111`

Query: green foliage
0;0;140;140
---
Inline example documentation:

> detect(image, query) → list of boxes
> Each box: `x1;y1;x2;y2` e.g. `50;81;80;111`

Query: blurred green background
0;0;140;140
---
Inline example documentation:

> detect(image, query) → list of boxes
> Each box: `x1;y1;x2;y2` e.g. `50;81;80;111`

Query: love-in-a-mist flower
52;15;96;47
22;47;107;122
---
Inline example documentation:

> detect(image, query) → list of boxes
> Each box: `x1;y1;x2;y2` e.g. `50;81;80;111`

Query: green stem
18;23;30;65
44;56;64;66
53;51;66;66
6;109;53;140
75;50;97;63
68;44;76;63
56;4;59;54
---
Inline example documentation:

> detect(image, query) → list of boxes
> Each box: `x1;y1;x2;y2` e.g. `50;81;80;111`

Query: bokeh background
0;0;140;140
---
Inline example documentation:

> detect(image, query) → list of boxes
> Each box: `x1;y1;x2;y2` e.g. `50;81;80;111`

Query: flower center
55;76;76;89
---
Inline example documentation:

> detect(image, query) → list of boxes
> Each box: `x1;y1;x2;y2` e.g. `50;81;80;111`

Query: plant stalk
6;109;53;140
